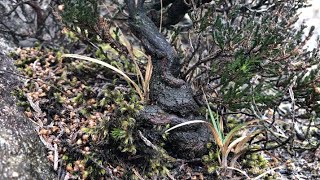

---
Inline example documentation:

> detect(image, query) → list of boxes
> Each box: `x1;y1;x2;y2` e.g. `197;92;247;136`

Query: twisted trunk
125;0;211;159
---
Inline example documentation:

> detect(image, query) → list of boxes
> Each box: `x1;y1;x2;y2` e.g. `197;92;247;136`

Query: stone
0;40;56;179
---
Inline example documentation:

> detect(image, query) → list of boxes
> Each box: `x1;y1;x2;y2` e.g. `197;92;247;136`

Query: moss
54;92;66;104
71;93;84;104
147;159;171;178
202;147;219;174
10;29;147;179
242;152;269;176
24;66;33;77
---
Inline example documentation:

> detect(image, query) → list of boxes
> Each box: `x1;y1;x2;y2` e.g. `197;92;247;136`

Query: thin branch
225;166;251;179
182;50;222;78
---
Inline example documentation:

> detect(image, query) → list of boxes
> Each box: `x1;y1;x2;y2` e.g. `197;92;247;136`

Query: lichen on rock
0;41;56;179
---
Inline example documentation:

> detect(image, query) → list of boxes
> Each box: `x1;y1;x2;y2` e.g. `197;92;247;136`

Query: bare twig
132;168;145;180
225;166;251;179
138;130;158;150
252;164;285;180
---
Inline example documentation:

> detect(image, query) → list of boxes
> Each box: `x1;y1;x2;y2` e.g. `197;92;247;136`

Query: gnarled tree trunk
125;0;212;159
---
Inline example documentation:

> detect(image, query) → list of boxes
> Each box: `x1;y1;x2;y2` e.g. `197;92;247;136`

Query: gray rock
18;38;39;48
0;0;61;45
0;48;56;179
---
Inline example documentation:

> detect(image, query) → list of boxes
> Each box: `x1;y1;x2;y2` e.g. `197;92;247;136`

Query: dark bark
137;105;211;159
144;0;174;10
125;0;211;159
147;0;212;27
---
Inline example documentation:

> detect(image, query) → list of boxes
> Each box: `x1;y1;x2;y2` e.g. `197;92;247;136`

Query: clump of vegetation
166;96;261;176
11;39;144;178
242;153;269;174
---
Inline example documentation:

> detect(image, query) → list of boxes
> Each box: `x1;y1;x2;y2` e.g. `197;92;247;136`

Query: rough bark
147;0;212;27
0;41;57;179
125;0;211;159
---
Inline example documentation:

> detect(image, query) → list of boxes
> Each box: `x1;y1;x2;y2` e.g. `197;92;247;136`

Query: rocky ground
0;38;56;179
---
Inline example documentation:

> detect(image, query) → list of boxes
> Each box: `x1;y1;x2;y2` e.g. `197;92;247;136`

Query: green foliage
64;52;144;155
12;44;145;179
62;54;145;100
96;88;142;154
61;0;98;27
147;159;171;177
242;153;269;175
183;2;320;116
202;145;220;173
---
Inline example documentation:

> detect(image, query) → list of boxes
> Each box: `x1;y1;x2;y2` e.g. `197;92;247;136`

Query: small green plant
165;94;261;173
242;153;269;174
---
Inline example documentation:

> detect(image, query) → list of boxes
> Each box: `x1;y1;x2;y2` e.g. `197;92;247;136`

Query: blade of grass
206;121;224;148
219;113;224;140
62;54;144;101
223;119;259;146
108;29;152;103
165;120;224;148
203;92;224;141
233;130;261;154
165;120;208;133
83;20;148;102
220;120;259;160
226;130;261;157
127;44;145;84
143;55;152;101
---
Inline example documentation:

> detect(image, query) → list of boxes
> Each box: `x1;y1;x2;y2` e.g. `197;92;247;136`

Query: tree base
137;105;211;159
